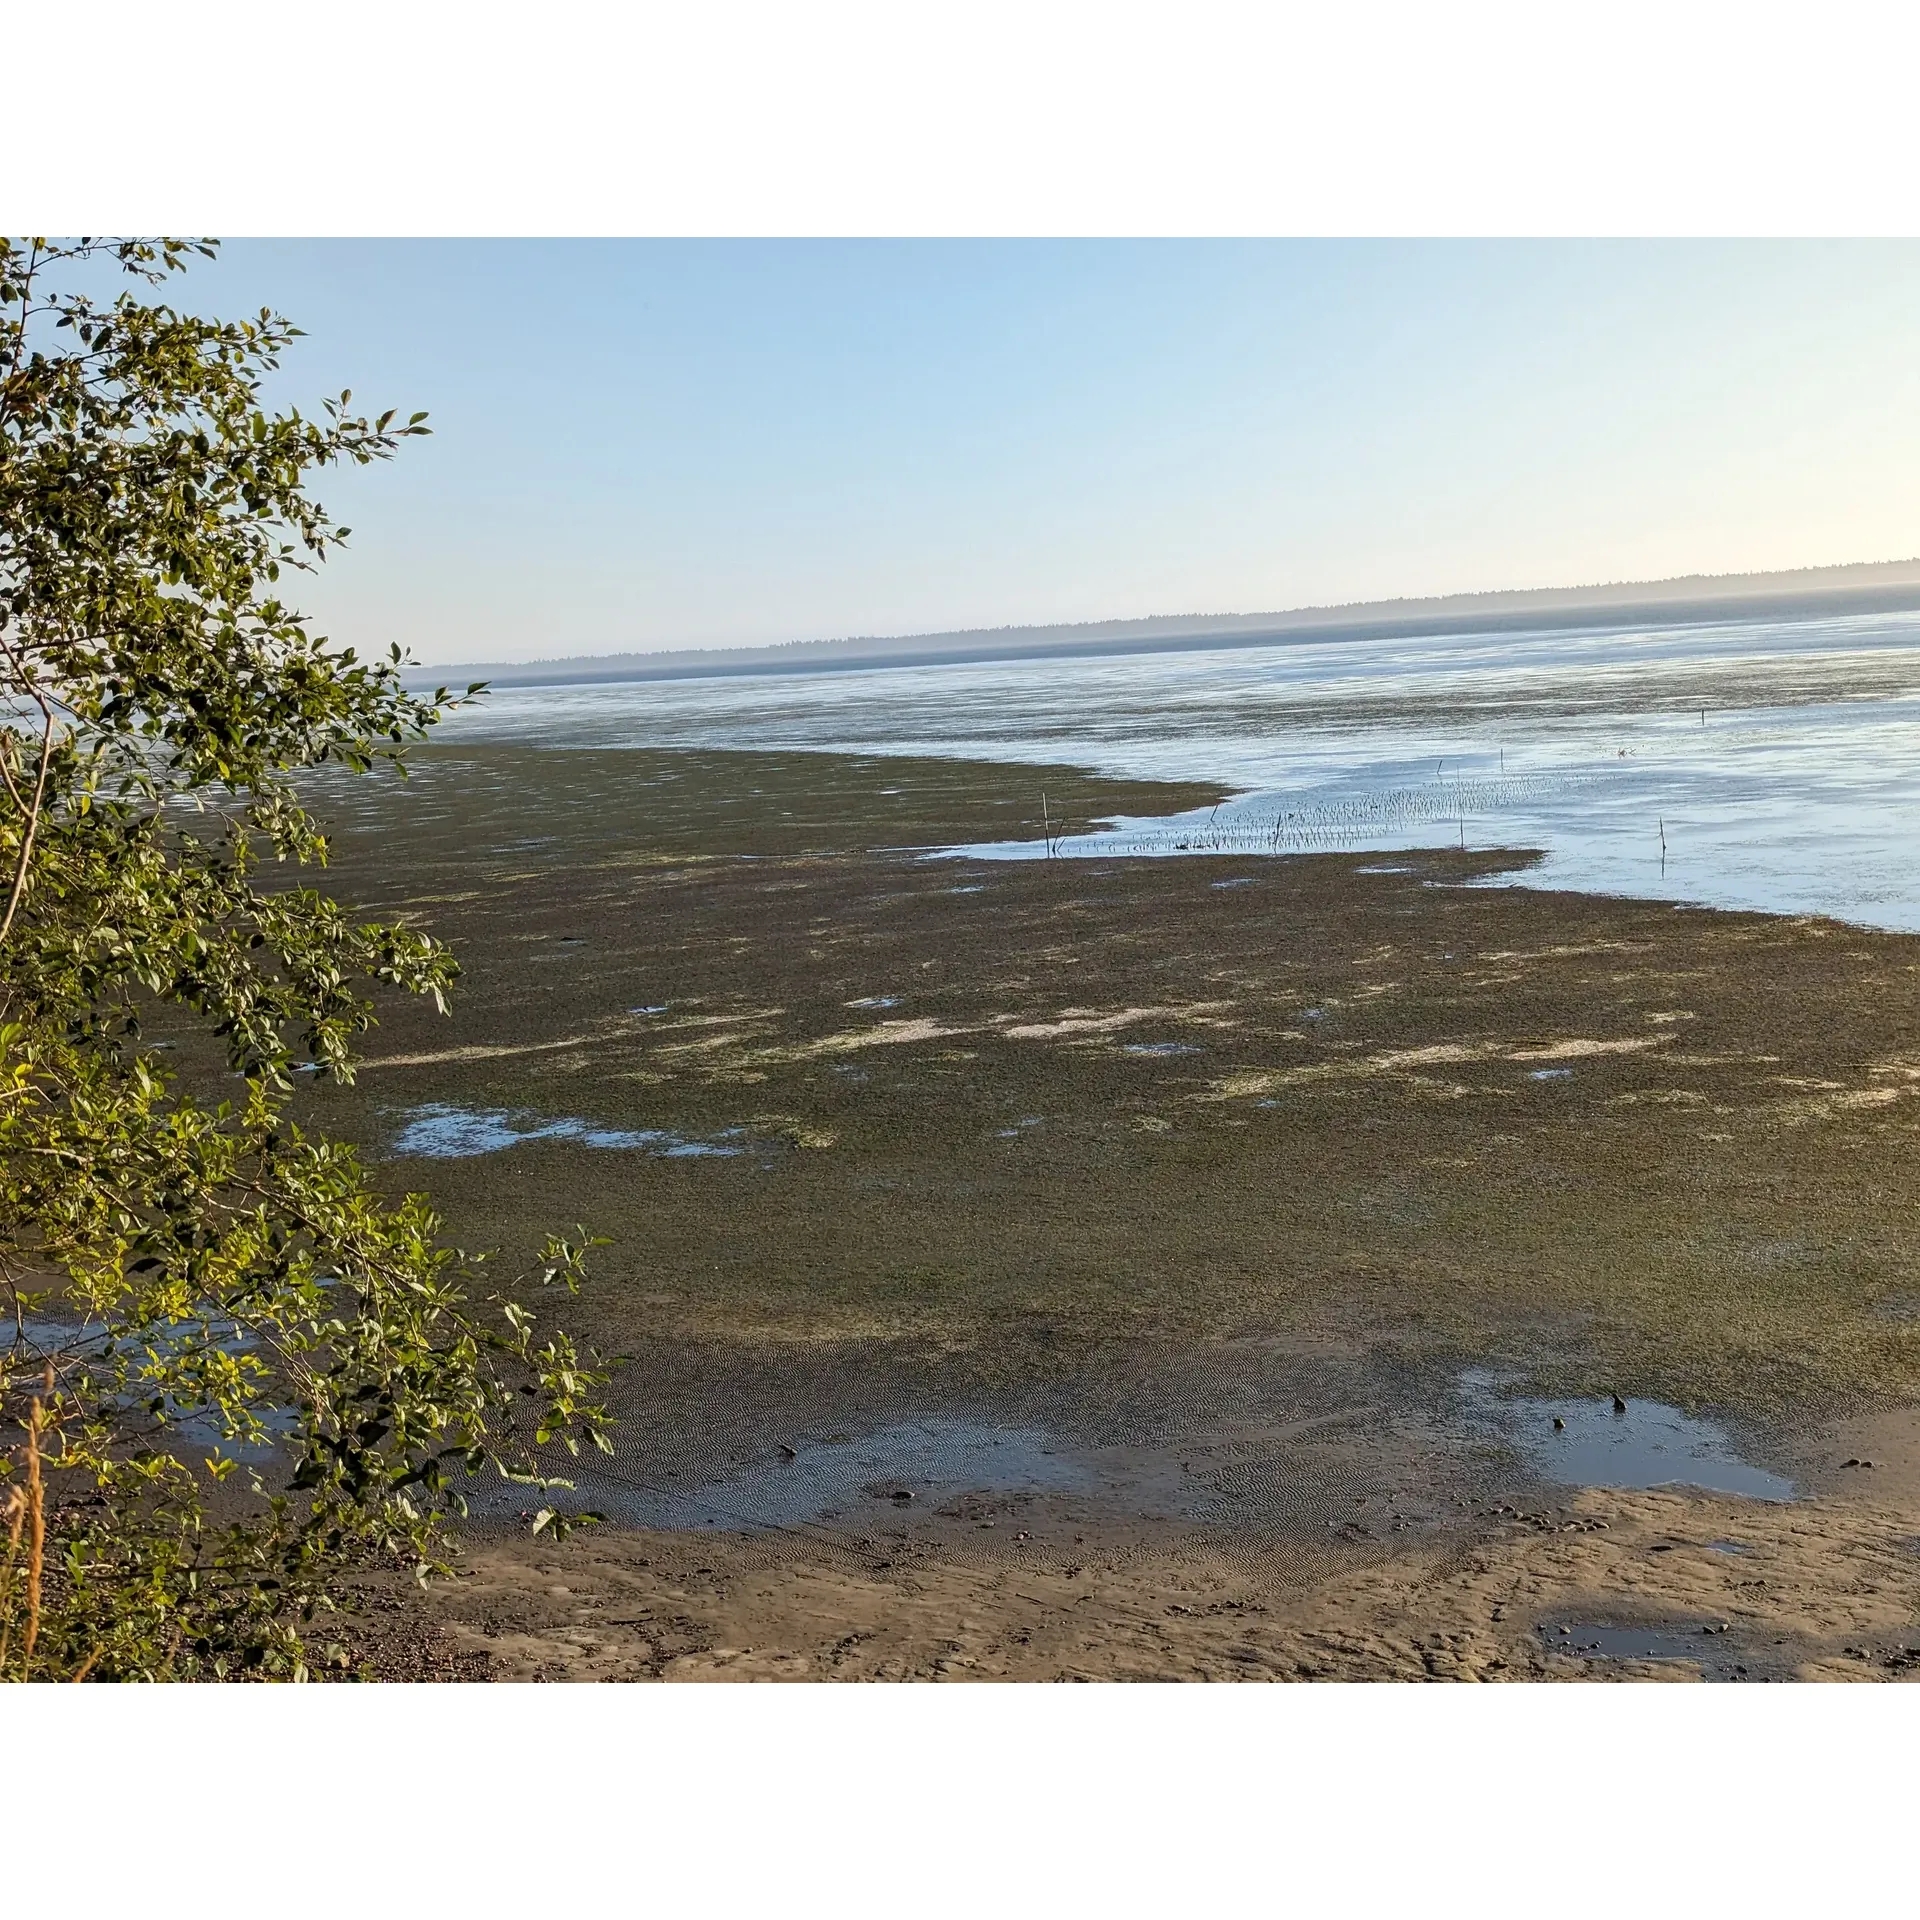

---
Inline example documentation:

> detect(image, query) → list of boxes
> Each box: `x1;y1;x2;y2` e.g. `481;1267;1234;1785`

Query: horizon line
397;554;1920;689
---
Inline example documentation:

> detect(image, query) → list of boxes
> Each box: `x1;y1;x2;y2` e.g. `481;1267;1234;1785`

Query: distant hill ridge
401;557;1920;690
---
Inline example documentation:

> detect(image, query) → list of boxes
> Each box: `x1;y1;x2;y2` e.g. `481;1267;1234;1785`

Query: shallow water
572;1418;1089;1531
390;1103;744;1161
444;607;1920;931
15;1315;296;1461
1458;1370;1796;1500
1539;1619;1747;1678
168;1400;300;1462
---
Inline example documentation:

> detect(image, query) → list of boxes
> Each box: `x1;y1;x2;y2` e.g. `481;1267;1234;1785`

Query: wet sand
410;1476;1920;1683
298;742;1920;1679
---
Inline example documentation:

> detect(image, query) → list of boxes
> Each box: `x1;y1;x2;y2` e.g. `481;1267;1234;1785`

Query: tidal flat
302;741;1920;1680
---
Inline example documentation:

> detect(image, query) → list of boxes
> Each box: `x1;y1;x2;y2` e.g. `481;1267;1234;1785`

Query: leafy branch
0;238;613;1681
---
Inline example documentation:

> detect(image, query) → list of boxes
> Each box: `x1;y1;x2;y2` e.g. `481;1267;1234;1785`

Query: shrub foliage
0;238;610;1680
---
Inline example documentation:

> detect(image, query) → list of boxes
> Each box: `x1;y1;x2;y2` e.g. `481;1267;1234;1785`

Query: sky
169;240;1920;666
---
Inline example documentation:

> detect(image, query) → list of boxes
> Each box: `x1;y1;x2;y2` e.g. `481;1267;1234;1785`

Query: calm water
441;606;1920;930
520;1419;1089;1532
1457;1369;1796;1500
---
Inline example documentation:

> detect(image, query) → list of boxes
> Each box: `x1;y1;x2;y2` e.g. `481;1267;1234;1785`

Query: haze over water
441;606;1920;932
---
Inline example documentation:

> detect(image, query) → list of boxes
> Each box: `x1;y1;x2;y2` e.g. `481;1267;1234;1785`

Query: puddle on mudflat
1539;1619;1751;1679
995;1116;1043;1137
846;995;900;1009
1354;864;1416;875
390;1103;745;1161
1529;1067;1574;1081
1709;1539;1755;1555
1459;1370;1795;1500
946;884;986;895
16;1315;300;1463
1211;877;1254;889
11;1313;108;1360
167;1399;300;1462
569;1418;1090;1531
628;1004;670;1016
1122;1042;1202;1057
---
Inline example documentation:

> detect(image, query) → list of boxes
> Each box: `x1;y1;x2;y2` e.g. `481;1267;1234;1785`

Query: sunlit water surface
440;607;1920;930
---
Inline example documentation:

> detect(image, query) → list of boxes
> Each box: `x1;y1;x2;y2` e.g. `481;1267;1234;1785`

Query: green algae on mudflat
295;742;1920;1420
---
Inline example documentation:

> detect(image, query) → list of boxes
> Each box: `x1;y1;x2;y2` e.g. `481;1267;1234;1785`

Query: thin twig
22;1368;48;1673
0;639;57;944
0;730;29;815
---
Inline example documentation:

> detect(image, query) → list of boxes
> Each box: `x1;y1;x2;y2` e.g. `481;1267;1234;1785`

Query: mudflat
303;741;1920;1680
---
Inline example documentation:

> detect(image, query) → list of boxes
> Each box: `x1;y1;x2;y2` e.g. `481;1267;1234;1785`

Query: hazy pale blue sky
184;240;1920;665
